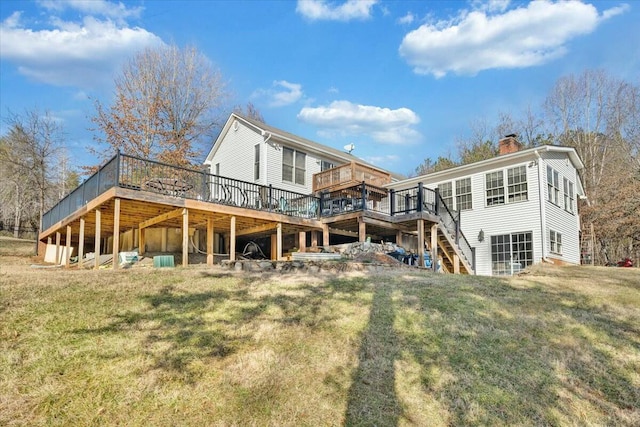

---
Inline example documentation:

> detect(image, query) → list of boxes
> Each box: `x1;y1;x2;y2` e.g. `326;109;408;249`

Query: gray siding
208;120;262;183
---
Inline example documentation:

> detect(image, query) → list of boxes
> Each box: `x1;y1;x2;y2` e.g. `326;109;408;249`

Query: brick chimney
498;134;522;155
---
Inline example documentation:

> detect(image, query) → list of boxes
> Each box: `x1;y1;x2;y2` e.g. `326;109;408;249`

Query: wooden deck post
65;225;72;268
182;208;189;267
298;231;306;252
94;209;101;270
55;232;61;265
431;223;438;272
396;230;403;247
78;218;85;268
207;218;214;266
112;198;120;270
311;231;319;248
417;219;425;268
271;234;277;261
358;218;366;242
322;224;330;246
139;227;145;255
230;216;236;261
277;222;282;260
133;227;138;250
454;253;460;274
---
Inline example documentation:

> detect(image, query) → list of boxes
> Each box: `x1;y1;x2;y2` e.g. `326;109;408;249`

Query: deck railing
41;153;472;270
313;161;391;192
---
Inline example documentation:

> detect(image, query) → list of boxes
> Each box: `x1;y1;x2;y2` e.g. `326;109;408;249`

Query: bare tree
233;102;265;123
92;44;228;167
0;109;65;236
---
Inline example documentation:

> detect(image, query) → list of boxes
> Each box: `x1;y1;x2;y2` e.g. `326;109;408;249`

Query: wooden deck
39;153;474;274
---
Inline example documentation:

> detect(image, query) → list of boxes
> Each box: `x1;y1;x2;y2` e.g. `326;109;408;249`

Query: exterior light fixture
478;229;484;242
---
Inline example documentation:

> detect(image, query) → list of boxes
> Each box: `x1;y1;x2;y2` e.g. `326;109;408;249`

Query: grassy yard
1;241;638;426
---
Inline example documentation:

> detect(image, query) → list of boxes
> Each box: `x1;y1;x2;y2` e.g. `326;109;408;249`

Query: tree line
0;43;636;264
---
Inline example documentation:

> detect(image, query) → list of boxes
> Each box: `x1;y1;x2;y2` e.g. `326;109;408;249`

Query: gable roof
204;113;401;179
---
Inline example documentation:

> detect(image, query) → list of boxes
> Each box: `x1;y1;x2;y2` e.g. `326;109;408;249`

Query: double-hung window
550;230;562;254
283;147;306;185
455;178;472;210
486;171;505;206
507;166;528;202
547;166;560;205
439;182;453;210
563;178;575;213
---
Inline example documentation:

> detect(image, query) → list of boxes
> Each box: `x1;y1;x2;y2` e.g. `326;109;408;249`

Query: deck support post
65;225;72;268
230;216;236;261
139;228;145;255
207;218;214;266
55;232;61;265
396;230;403;247
276;222;282;260
322;224;329;246
431;223;438;272
454;253;460;274
78;217;85;268
417;219;425;268
133;227;138;250
298;231;306;252
94;209;101;270
311;231;319;248
112;198;120;270
358;218;366;242
182;208;189;267
271;234;277;261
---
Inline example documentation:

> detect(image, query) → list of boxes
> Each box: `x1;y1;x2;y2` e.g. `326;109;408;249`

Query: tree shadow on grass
344;282;402;426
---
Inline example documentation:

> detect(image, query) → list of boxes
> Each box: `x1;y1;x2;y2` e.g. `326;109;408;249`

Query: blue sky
1;0;638;176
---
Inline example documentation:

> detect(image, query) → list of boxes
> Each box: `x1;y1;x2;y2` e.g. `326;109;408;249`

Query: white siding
541;152;581;264
208;120;263;183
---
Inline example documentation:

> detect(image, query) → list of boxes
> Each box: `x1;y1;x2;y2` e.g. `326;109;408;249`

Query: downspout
535;150;548;262
262;131;272;184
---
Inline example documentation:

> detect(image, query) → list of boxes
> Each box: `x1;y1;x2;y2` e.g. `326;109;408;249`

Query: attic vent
233;120;239;131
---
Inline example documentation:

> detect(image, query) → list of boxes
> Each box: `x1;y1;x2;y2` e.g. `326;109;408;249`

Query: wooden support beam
236;222;280;237
65;225;72;268
358;218;366;243
271;234;277;261
454;253;460;274
396;230;403;247
94;209;101;270
55;232;61;265
328;227;358;238
417;219;425;268
139;227;145;255
113;198;120;270
230;216;236;261
311;231;319;248
133;227;138;250
431;223;438;272
276;222;282;260
139;208;185;229
322;224;330;246
207;218;214;266
78;217;85;268
182;208;189;267
298;231;306;252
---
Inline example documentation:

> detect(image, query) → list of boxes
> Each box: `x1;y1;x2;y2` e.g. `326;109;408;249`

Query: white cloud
38;0;143;22
397;12;415;25
296;0;377;22
252;81;304;107
0;12;163;89
471;0;511;14
297;100;421;144
399;0;627;77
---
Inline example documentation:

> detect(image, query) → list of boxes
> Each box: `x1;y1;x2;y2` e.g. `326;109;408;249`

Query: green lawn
1;249;638;426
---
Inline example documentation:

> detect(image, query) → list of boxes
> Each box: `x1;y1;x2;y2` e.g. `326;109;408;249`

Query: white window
283;147;306;185
456;178;472;210
508;166;528;202
254;144;260;181
563;178;575;213
550;230;562;254
439;182;453;210
491;232;533;276
547;166;560;205
486;171;505;206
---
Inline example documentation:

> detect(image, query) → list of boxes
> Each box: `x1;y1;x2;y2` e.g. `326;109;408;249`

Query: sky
0;0;638;176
